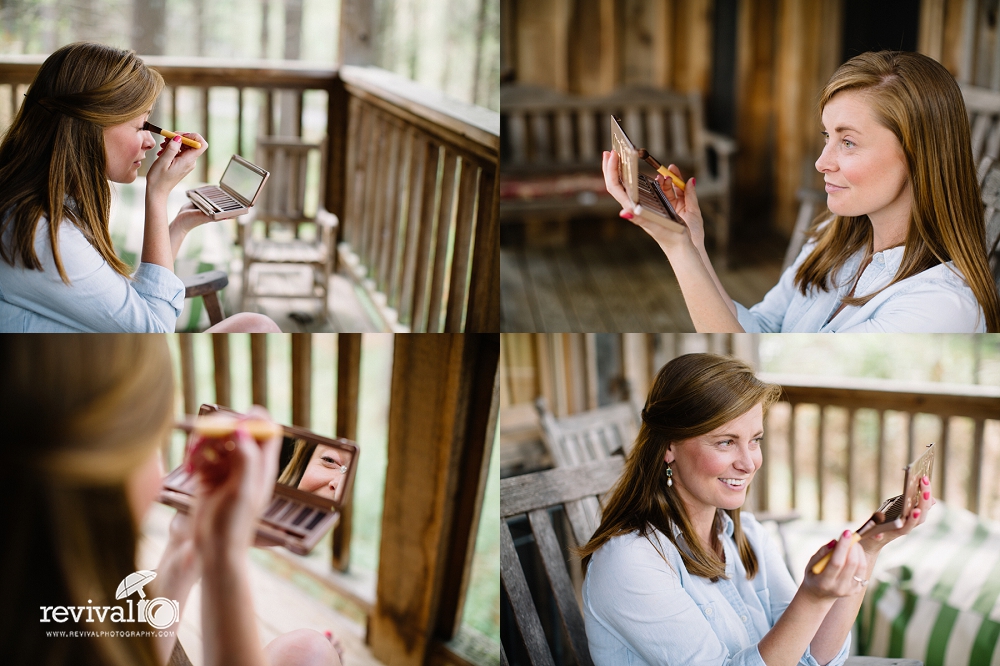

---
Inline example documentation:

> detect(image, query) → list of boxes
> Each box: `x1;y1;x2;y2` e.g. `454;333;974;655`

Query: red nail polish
842;530;851;538
921;476;930;486
826;539;837;549
923;491;930;500
173;135;181;142
691;177;696;186
912;509;920;518
621;211;634;220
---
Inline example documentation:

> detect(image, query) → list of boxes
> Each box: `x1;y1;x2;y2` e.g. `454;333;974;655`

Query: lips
825;182;847;193
719;478;747;490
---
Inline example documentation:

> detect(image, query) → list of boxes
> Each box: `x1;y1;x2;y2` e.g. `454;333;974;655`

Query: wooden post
370;334;500;665
291;333;312;428
332;333;362;572
339;0;375;66
326;74;349;244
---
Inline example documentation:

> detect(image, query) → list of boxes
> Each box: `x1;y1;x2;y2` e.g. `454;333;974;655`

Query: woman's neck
867;188;911;253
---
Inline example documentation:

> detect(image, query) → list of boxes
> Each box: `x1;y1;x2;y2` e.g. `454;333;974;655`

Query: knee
210;312;282;332
265;628;339;666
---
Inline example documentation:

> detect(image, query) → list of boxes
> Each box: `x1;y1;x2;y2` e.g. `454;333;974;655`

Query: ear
663;444;674;465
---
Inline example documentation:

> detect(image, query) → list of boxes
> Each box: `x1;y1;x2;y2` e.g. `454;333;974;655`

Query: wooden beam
332;334;362;572
370;335;500;665
212;334;231;408
251;333;268;408
179;334;196;416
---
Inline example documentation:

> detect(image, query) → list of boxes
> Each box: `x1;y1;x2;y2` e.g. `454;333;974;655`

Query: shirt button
741;615;748;622
705;608;713;616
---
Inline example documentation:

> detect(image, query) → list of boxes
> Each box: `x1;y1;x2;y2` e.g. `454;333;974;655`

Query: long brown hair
0;335;173;666
578;354;781;582
0;42;163;283
794;50;1000;332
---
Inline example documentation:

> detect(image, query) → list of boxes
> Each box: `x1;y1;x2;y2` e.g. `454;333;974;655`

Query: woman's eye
843;139;855;148
718;440;734;447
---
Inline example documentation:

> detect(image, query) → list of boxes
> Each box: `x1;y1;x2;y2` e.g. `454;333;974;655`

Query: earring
665;464;673;487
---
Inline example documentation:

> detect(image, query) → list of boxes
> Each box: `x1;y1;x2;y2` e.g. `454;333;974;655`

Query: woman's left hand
171;201;213;233
860;475;935;553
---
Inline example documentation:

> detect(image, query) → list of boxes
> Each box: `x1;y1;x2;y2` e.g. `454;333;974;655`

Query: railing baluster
377;121;404;294
170;86;177;131
237;87;244;157
265;89;274;136
201;87;209;182
847;408;855;521
789;403;797;511
939;415;950;505
760;411;771;512
251;333;268;408
343;96;366;250
409;140;441;333
213;334;231;407
359;109;385;267
291;333;311;428
365;112;390;285
444;160;481;332
179;334;196;416
386;125;413;309
971;418;985;513
425;150;460;332
906;412;916;463
465;162;498;332
817;405;825;521
333;334;362;572
876;410;885;509
296;89;304;137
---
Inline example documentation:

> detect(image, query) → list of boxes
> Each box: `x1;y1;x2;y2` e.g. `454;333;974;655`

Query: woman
0;336;340;665
0;42;279;332
278;441;348;502
603;50;1000;332
579;354;933;666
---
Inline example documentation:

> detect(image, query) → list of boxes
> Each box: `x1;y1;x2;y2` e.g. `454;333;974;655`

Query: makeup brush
811;511;888;575
637;149;686;191
143;121;202;149
175;414;281;441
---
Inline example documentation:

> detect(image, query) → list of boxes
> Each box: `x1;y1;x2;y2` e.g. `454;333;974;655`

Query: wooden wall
503;0;1000;237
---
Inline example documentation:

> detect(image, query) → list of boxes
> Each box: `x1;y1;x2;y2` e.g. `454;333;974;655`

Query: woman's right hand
145;131;208;201
602;150;703;252
801;531;869;601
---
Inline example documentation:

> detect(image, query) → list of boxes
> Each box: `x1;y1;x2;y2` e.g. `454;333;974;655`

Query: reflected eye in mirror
276;438;352;503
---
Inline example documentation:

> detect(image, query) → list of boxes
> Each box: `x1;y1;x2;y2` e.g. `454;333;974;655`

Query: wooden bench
501;84;736;268
501;458;921;666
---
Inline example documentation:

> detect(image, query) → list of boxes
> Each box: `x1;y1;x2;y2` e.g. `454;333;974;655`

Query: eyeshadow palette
158;404;359;555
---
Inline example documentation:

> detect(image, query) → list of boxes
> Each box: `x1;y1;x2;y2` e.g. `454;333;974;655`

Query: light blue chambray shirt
0;215;185;332
583;512;850;666
735;242;986;332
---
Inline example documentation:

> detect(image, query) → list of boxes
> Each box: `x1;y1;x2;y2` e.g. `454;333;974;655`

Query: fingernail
912;509;920;518
156;150;162;156
173;135;181;142
324;630;332;639
842;530;851;539
921;475;929;486
691;177;696;186
621;211;634;220
826;539;837;549
923;491;930;500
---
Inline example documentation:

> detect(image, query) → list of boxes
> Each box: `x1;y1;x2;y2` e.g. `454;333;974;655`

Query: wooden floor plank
500;248;537;331
522;247;579;331
500;224;785;332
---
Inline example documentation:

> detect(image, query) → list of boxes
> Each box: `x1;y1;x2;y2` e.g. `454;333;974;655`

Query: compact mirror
158;404;360;554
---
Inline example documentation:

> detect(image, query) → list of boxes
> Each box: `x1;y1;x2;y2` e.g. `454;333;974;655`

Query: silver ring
853;576;869;586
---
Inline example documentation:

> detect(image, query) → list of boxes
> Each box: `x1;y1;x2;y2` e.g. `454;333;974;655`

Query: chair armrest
316;207;339;229
703;130;737;156
183;270;229;298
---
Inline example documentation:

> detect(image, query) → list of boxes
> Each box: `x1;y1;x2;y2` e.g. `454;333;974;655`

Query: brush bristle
638;149;648;159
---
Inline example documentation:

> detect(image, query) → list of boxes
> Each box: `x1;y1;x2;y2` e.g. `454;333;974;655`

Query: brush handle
160;129;202;149
811;533;861;575
655;166;687;191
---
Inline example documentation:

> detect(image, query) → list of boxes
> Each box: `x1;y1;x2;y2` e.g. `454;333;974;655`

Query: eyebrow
822;125;862;134
709;430;764;440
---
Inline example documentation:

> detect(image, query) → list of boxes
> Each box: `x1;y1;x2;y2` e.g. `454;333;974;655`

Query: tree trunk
131;0;167;55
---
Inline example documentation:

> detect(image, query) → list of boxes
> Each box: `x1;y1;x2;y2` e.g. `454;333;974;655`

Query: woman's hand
602;150;702;251
146;132;209;201
191;406;281;556
861;475;935;554
801;530;870;601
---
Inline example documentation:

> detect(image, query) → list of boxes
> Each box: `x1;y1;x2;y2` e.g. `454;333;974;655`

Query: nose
815;141;836;174
142;131;156;150
734;446;755;475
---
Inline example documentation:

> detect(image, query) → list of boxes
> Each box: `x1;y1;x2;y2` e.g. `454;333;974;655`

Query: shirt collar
669;509;735;541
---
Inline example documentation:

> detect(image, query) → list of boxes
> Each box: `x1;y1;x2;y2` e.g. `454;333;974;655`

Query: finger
828;530;855;571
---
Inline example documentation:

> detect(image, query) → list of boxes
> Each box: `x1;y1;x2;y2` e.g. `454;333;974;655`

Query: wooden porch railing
171;333;501;666
756;374;1000;522
0;56;499;332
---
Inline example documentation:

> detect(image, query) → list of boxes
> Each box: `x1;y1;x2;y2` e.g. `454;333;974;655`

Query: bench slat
579;111;598;161
501;520;557;666
508;112;528;164
527;509;595;666
555;110;575;163
501;457;625;518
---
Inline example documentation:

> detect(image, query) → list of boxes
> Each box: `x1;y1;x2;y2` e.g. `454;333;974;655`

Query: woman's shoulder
590;528;680;569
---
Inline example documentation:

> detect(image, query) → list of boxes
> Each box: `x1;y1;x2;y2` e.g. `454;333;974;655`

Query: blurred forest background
0;0;500;110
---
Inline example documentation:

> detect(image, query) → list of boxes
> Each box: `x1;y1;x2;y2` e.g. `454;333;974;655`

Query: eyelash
718;437;763;448
821;132;855;149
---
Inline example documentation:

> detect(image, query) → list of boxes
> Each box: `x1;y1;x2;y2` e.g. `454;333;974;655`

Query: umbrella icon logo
115;570;157;600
